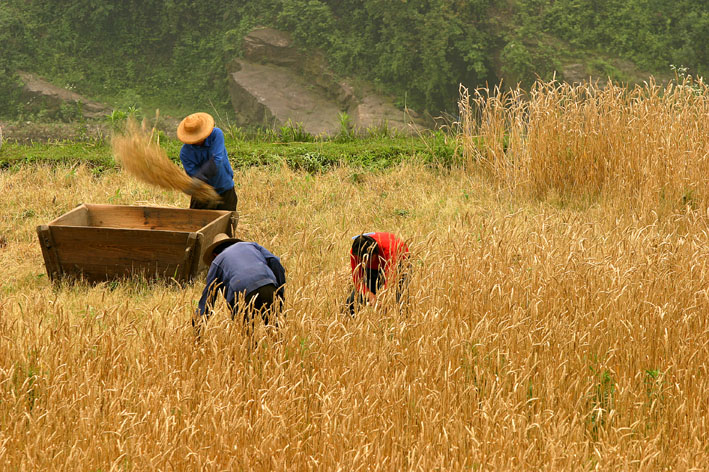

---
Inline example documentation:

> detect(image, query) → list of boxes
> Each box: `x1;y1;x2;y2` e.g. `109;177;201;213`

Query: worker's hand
185;177;203;196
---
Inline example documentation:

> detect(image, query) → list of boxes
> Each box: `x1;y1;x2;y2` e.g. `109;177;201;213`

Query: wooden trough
37;204;238;283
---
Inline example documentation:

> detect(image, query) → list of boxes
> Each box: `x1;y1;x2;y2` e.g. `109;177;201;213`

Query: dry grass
458;78;709;215
2;110;709;468
112;117;220;204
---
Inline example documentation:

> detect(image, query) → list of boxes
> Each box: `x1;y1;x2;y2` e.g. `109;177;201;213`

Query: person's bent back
196;234;285;330
347;232;409;315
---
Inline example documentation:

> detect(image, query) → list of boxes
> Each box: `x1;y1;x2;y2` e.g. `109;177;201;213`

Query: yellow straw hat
177;112;215;144
203;233;243;265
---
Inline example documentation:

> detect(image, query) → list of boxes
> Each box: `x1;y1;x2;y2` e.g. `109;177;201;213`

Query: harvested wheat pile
112;117;220;204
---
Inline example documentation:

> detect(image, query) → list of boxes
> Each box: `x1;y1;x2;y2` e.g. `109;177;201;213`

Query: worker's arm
192;158;217;183
196;263;225;318
208;128;229;165
192;129;228;182
183;129;228;189
179;129;226;180
179;146;200;177
258;246;287;300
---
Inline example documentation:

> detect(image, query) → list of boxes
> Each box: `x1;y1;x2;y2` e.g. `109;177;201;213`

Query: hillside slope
0;0;706;121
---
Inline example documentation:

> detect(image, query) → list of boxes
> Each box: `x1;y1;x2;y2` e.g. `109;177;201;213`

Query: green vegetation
0;133;456;173
524;0;709;73
0;1;706;120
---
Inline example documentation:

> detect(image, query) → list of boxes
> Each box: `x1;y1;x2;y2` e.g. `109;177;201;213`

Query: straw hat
203;233;242;265
177;112;215;144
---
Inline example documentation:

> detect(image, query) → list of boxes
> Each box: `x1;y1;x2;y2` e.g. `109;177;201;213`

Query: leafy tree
0;0;706;120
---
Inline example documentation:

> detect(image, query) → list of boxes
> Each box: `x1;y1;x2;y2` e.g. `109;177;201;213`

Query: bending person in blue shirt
178;112;237;211
195;233;286;331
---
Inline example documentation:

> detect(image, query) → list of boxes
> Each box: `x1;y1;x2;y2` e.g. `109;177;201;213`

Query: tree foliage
0;0;706;120
524;0;708;75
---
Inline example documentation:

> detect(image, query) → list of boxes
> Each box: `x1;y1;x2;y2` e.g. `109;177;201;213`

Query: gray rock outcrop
18;71;109;119
229;61;343;136
228;28;423;136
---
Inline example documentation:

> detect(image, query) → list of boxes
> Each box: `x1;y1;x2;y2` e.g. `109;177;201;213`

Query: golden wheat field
2;80;709;470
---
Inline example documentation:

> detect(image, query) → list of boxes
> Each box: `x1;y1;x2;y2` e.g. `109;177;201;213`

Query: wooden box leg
183;232;201;282
230;211;239;236
36;225;62;280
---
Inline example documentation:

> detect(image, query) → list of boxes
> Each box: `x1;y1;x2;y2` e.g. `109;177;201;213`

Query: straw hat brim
177;112;215;144
203;233;243;265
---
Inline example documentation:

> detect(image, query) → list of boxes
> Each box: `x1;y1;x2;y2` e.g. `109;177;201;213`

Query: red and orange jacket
350;232;409;296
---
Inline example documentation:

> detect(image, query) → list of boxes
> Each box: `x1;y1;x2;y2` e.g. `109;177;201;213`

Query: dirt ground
0;118;180;144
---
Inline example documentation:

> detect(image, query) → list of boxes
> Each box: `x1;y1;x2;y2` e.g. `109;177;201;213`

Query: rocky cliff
227;28;423;136
18;71;109;119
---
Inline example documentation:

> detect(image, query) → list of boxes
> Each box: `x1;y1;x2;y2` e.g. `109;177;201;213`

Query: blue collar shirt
179;127;235;194
197;242;286;317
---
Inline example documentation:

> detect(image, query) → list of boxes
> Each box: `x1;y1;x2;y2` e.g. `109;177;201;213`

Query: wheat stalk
111;115;221;204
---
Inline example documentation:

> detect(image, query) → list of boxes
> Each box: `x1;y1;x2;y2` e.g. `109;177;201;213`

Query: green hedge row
0;135;457;174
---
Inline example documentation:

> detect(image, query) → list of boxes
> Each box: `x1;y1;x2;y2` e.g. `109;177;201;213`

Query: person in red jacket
347;232;410;315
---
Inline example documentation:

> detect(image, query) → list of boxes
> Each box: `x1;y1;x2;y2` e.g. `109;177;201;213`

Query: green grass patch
0;134;456;172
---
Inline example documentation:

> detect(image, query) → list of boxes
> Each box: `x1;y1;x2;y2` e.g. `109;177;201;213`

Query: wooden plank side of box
86;204;230;232
49;226;191;282
49;204;90;227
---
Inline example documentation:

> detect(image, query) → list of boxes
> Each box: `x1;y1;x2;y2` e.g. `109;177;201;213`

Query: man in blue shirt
195;233;286;330
178;112;237;211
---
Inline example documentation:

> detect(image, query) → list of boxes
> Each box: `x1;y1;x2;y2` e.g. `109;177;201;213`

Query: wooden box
37;204;238;283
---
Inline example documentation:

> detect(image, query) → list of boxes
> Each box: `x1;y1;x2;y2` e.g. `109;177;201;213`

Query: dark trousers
346;290;366;316
346;271;409;316
190;186;237;211
193;284;281;339
239;283;280;326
